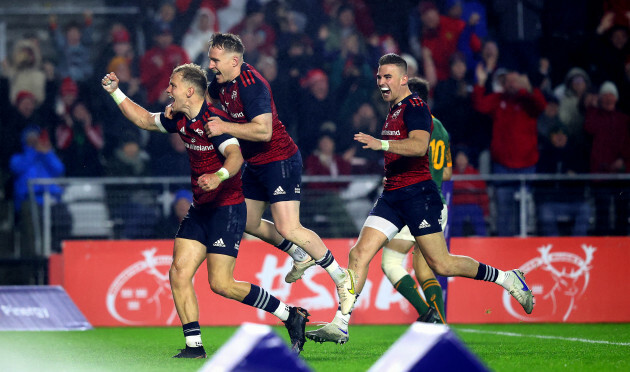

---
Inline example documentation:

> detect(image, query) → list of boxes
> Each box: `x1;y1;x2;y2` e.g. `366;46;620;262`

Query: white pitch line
457;328;630;347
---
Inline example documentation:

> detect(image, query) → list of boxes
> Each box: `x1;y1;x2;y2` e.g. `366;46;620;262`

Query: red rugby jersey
157;102;244;207
382;93;434;190
208;62;298;165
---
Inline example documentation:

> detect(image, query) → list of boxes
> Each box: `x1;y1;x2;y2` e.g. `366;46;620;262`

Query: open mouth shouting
380;86;392;99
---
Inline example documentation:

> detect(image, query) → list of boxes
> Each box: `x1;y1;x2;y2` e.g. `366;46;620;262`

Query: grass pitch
1;323;628;371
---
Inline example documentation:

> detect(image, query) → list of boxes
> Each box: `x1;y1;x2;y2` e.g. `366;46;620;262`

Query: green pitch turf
1;323;629;371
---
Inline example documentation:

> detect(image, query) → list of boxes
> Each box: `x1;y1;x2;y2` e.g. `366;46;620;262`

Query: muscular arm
206;113;272;142
221;143;244;177
101;72;162;132
355;129;430;157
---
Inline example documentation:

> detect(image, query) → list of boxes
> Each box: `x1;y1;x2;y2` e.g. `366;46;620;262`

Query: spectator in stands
338;102;383;174
99;57;147;158
536;124;591;236
472;67;546;236
555;67;592;146
0;89;54;187
489;0;543;77
584;81;630;235
10;125;69;253
54;78;105;177
537;94;563;144
433;53;487;159
107;132;151;177
409;1;482;82
303;131;357;238
96;24;140;80
154;189;193;239
256;55;296;139
140;23;190;110
591;12;630;87
106;132;158;239
3;38;46;106
49;12;94;85
329;32;374;114
445;0;488;72
147;0;203;46
182;7;218;66
296;69;337;156
451;148;488;236
477;40;503;92
229;0;276;60
320;4;365;60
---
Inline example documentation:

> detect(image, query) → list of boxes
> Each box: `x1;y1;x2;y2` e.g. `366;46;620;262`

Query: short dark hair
172;63;208;97
378;53;407;74
408;77;430;102
209;32;245;55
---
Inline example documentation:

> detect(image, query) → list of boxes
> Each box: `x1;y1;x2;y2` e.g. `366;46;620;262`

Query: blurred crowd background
0;0;629;261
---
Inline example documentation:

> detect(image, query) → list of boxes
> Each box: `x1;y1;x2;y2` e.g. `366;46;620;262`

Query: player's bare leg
245;198;314;282
415;232;534;314
206;252;310;353
270;200;348;286
169;238;209;358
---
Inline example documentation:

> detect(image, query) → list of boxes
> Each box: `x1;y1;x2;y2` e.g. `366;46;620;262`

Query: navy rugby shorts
365;180;443;240
176;202;246;257
242;151;302;203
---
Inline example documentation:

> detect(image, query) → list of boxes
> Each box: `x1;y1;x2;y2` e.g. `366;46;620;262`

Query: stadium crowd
0;0;629;244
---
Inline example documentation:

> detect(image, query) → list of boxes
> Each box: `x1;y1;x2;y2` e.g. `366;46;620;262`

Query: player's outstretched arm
101;72;162;132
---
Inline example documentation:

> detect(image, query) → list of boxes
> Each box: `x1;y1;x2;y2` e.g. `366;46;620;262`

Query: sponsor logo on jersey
392;109;402;119
184;143;214;151
231;112;245;119
419;220;431;229
382;130;401;136
273;186;286;195
213;238;226;248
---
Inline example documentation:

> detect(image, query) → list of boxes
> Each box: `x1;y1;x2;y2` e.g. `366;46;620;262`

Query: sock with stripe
275;239;310;262
421;278;445;320
474;262;507;285
242;284;290;321
394;275;430;317
315;250;347;285
182;321;203;347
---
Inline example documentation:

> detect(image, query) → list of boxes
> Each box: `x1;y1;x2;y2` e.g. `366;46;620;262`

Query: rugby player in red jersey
202;33;354;311
101;63;309;357
336;53;534;321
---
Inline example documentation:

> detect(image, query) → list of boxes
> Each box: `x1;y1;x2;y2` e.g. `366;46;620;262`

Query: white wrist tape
215;167;229;181
381;140;390;151
110;88;127;105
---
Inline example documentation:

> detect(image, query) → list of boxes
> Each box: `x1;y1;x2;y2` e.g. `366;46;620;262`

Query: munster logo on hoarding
504;244;596;322
106;248;177;325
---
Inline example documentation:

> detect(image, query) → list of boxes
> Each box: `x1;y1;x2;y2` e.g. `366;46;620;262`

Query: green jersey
428;117;451;204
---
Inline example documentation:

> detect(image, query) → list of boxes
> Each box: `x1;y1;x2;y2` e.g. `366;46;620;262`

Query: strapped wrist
381;140;390;151
215;167;229;181
110;88;127;105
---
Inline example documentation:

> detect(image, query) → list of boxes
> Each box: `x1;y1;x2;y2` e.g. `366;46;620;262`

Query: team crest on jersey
392;109;402;119
194;128;204;137
180;127;186;134
231;90;238;100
